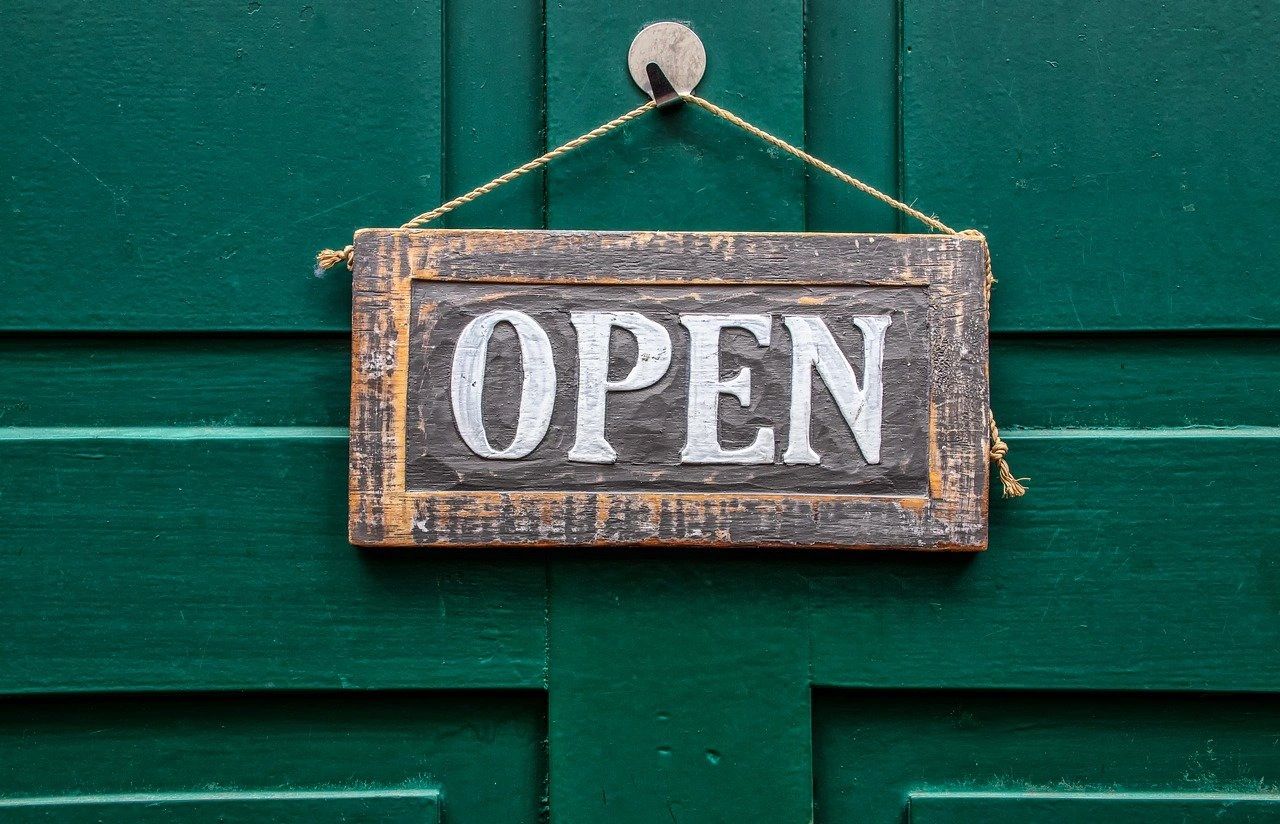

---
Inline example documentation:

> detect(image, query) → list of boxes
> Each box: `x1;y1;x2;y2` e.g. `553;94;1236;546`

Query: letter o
450;310;556;459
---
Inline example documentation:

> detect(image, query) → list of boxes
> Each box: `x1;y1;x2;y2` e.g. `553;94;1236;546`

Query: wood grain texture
350;228;989;550
383;228;937;285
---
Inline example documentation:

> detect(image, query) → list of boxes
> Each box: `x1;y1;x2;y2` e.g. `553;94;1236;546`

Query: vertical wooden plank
806;0;902;232
544;3;812;821
442;0;546;228
545;2;806;230
548;560;811;823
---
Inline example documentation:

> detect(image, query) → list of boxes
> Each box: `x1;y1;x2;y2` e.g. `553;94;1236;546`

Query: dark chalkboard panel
350;229;989;550
405;283;930;495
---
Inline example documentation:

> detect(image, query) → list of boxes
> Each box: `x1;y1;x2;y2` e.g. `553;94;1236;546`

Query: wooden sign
350;229;990;550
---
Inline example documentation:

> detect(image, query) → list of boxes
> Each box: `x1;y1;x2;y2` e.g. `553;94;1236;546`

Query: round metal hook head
628;22;706;101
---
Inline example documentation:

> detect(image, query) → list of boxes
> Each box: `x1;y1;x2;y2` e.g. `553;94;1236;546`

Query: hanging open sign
350;229;990;550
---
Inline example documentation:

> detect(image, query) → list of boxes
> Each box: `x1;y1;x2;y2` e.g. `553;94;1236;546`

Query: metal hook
645;62;681;107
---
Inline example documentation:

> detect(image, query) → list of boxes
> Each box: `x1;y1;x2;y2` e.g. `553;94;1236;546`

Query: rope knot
315;244;354;276
988;411;1027;498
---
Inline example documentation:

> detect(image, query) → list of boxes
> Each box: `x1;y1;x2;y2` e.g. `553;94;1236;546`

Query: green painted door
3;1;1278;821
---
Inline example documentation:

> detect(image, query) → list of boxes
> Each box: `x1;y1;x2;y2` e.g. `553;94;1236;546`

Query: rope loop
313;93;1027;498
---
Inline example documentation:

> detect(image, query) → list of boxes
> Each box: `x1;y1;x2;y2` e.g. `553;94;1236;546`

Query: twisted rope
681;94;956;235
401;100;657;229
315;93;1027;497
316;100;655;270
987;409;1027;498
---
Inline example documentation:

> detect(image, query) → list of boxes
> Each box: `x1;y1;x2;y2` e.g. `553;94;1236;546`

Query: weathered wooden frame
350;229;989;550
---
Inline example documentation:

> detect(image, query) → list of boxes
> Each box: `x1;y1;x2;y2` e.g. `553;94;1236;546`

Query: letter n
782;315;892;465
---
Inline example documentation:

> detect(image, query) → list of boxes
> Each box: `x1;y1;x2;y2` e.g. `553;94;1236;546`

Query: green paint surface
0;693;540;822
0;1;443;331
903;0;1280;331
816;691;1280;821
908;792;1280;824
0;790;440;823
2;0;1278;820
